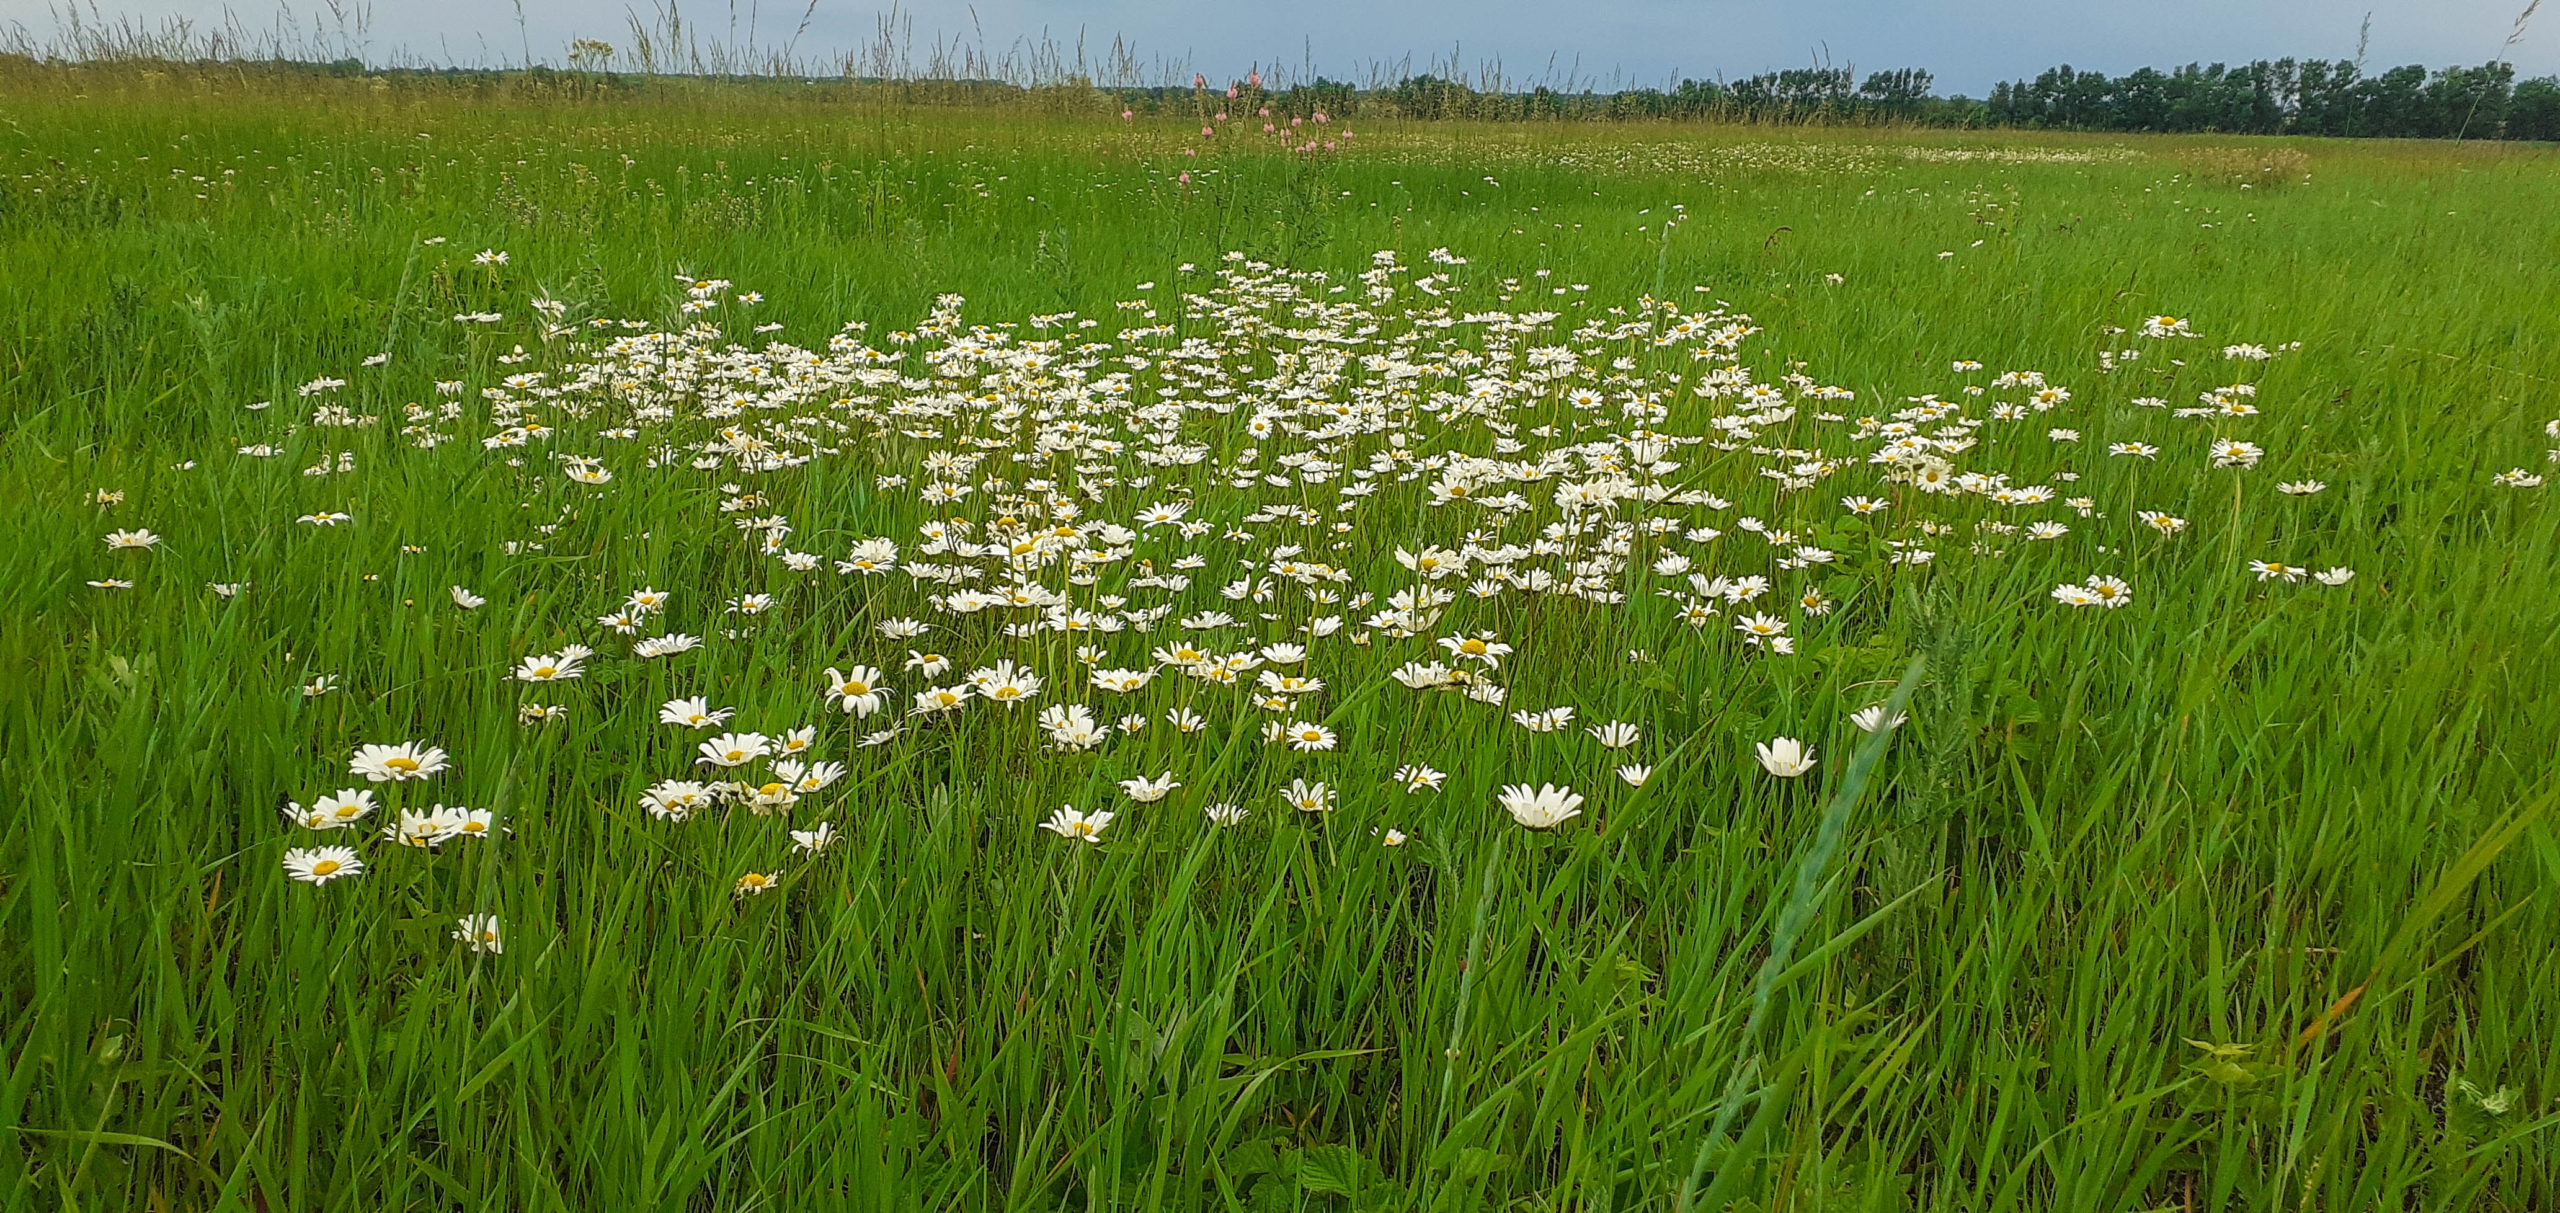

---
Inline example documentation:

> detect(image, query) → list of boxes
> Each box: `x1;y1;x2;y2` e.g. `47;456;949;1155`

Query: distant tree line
1985;60;2558;139
9;48;2556;140
1115;59;2560;141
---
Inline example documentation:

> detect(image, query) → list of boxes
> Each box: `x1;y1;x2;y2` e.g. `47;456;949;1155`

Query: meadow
4;65;2559;1211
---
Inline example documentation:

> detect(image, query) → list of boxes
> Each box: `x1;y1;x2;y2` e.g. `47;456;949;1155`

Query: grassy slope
3;69;2558;1210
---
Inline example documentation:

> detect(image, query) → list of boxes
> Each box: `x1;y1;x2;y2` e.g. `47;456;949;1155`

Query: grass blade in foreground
1679;654;1927;1211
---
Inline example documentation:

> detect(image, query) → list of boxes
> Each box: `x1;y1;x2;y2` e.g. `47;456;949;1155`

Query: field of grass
4;66;2558;1211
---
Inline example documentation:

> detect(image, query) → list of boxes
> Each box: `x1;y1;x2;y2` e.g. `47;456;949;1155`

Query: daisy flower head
453;914;504;953
633;633;702;658
696;732;772;767
824;665;889;716
1039;805;1115;842
912;684;973;714
1755;737;1816;778
513;646;591;683
2209;439;2264;469
2052;574;2131;608
2248;560;2307;583
741;780;797;819
969;659;1044;706
790;821;839;854
659;696;733;729
1438;631;1514;667
286;787;378;830
644;779;715;821
1849;704;1908;733
433;805;495;841
1497;783;1585;830
778;759;846;795
1734;613;1788;644
1281;720;1338;752
1511;706;1575;733
1281;779;1334;813
350;741;449;783
283;845;364;885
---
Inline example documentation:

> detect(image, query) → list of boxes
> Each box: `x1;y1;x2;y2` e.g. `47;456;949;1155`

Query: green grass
4;66;2558;1211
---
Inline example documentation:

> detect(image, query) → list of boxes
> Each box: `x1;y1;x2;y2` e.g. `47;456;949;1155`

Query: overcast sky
9;1;2551;95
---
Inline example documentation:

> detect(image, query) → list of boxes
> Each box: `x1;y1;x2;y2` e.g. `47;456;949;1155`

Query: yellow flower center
386;758;420;773
311;860;341;876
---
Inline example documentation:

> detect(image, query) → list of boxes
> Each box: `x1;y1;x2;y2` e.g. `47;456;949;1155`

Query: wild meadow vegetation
4;63;2558;1211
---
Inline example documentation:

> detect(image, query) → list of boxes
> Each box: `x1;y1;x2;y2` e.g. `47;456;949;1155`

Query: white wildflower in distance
659;697;732;729
1039;806;1114;842
1850;704;1908;733
1756;737;1817;778
285;788;377;831
452;915;504;954
1497;783;1585;830
790;822;839;855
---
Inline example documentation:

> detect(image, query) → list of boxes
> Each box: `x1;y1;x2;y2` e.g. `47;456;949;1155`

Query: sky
9;1;2552;95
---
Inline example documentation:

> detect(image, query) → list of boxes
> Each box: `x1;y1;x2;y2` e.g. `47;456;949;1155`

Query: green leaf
1450;1147;1510;1178
1223;1137;1281;1179
1299;1143;1363;1196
